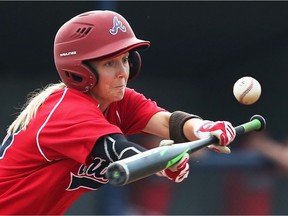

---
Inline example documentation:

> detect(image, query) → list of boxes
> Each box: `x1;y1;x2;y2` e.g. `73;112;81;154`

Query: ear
128;51;142;80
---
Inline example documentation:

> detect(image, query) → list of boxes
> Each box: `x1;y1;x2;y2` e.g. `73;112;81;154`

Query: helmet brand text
60;51;77;57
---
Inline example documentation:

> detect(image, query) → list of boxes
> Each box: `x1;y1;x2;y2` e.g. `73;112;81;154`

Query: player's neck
87;91;109;113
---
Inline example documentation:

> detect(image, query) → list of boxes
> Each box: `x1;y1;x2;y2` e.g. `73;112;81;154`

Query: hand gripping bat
106;115;266;186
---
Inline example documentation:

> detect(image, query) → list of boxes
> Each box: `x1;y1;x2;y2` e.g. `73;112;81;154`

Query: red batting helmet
54;10;150;92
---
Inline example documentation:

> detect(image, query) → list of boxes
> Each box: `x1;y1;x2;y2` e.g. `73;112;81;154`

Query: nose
117;62;129;78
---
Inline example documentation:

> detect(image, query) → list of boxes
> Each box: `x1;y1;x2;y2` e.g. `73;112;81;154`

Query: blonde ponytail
8;82;67;134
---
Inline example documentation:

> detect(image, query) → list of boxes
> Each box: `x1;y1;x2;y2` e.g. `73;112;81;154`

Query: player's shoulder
48;87;99;111
124;87;143;98
125;87;135;94
66;88;98;105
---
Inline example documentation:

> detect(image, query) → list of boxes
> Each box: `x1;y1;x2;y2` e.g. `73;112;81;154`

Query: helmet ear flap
61;68;97;92
128;51;142;80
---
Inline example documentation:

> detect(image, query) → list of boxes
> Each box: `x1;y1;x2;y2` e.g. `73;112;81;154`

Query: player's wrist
183;118;205;141
169;111;202;143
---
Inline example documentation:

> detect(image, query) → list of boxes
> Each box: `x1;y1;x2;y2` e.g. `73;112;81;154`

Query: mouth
115;85;126;89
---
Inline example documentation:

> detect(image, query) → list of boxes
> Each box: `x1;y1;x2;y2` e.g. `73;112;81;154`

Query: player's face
89;52;130;106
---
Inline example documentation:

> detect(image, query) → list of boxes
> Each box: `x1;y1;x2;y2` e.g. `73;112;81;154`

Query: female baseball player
0;10;236;214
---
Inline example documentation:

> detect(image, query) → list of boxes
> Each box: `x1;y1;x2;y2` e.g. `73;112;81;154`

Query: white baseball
233;76;261;105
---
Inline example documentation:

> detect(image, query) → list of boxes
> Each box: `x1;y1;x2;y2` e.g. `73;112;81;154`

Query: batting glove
157;140;190;183
194;120;236;154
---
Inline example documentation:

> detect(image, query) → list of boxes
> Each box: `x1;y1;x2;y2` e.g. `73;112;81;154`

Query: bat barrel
105;162;129;186
106;144;193;186
106;160;162;186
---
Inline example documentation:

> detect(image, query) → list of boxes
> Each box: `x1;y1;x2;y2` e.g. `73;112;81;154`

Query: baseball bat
106;114;266;186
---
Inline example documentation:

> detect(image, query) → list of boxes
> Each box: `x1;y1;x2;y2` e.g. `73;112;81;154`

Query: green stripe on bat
163;149;189;168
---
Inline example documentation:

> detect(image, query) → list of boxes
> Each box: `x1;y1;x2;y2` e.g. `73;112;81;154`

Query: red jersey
0;87;164;214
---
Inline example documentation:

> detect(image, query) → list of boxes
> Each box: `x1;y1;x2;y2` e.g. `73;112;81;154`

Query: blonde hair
8;82;67;134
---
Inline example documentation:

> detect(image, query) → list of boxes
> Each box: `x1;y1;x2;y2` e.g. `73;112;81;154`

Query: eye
104;61;114;67
123;57;129;64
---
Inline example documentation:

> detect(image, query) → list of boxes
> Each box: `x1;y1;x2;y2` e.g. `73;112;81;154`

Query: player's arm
91;133;146;161
142;111;202;141
92;133;189;183
143;111;236;153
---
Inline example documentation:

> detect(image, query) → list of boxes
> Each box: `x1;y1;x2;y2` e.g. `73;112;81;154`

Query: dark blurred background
1;1;288;215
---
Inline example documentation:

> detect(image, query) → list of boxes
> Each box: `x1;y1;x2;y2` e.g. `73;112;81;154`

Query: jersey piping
36;88;68;162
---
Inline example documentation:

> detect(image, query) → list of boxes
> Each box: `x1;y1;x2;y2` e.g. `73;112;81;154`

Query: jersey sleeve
35;89;122;165
39;118;121;165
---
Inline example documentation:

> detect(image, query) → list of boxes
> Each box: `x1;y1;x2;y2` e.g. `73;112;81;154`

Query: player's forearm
142;111;171;139
144;111;203;141
183;118;204;141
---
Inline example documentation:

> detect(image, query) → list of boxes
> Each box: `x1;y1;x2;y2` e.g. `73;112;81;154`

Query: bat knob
106;162;128;186
250;114;266;131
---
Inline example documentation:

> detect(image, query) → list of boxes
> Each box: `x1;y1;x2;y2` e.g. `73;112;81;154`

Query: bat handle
250;115;266;131
186;114;266;154
235;114;266;136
